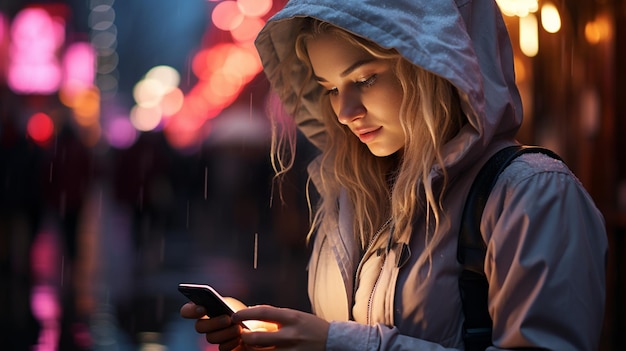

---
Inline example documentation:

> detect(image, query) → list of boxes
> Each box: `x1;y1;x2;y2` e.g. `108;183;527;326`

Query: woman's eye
325;87;339;96
322;74;377;96
357;74;377;88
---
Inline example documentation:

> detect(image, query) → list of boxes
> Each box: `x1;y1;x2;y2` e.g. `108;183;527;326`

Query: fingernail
195;306;206;315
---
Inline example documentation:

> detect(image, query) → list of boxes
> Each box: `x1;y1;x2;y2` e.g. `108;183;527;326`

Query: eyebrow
313;58;377;83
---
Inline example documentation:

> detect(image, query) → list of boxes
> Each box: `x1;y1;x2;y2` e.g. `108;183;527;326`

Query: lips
355;126;382;143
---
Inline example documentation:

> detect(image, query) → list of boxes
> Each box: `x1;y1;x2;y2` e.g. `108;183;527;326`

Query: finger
195;315;235;334
240;329;290;349
180;302;206;319
218;337;243;351
233;305;291;325
201;324;242;345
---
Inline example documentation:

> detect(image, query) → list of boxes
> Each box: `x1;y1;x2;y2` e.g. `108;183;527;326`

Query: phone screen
178;283;236;318
178;283;250;329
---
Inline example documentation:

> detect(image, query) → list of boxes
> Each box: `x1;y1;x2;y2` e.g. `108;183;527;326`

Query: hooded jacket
254;0;608;350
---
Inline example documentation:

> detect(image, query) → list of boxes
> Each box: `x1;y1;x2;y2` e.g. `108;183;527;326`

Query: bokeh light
27;112;54;145
160;87;185;116
496;0;538;17
61;42;96;103
237;0;272;17
209;68;244;98
212;1;244;31
134;78;168;108
8;7;65;94
230;16;265;43
520;13;539;57
145;65;180;92
0;13;8;79
541;2;561;34
585;15;612;45
105;115;138;149
73;87;101;127
89;4;116;31
130;104;163;132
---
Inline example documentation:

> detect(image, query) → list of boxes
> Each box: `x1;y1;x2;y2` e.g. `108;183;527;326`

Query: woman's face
306;33;405;157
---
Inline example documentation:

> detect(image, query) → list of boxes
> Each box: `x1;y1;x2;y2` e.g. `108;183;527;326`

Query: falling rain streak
254;233;258;269
204;166;208;200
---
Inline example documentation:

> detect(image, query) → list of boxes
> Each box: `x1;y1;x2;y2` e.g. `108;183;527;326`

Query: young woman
181;1;608;350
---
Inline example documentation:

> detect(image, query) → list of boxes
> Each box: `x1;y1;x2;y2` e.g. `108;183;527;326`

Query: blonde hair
269;18;464;262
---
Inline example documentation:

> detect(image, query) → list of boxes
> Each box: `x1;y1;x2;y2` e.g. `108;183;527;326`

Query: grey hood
255;0;522;175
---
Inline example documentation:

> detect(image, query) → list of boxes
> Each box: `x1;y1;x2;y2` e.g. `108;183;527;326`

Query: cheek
376;77;404;115
329;99;340;117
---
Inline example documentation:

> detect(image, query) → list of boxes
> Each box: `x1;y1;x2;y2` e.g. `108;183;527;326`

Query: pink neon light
62;42;96;95
8;8;64;94
0;13;8;79
30;229;61;351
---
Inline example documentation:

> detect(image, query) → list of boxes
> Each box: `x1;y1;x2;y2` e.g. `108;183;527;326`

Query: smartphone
178;283;249;329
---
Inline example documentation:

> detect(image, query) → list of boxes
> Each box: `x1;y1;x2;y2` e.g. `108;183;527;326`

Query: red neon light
27;112;55;145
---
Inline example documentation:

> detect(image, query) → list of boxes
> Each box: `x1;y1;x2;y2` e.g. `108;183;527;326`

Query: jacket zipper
361;220;393;325
367;250;387;325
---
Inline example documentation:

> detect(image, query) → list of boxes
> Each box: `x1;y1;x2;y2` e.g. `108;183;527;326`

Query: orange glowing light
194;81;228;112
585;16;611;44
27;112;54;144
223;45;262;78
212;1;244;31
513;56;527;82
192;44;236;80
209;69;243;98
59;87;77;107
73;88;100;126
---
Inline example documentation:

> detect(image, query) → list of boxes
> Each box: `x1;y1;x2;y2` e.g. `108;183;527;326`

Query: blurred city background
0;0;623;350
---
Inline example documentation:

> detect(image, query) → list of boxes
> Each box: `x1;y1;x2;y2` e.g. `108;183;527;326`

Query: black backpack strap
458;145;561;351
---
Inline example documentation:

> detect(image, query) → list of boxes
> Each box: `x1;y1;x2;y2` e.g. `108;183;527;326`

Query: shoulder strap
458;145;561;351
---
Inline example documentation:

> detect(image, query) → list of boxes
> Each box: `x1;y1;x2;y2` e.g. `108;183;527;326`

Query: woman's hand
180;297;249;351
233;306;330;351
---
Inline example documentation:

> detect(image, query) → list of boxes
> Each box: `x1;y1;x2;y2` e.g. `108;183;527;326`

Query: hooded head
255;0;521;173
254;0;522;246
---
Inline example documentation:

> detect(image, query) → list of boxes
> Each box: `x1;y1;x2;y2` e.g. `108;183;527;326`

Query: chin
368;147;401;158
367;148;387;157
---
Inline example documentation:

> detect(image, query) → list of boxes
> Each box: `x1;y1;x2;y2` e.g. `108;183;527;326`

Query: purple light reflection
105;115;138;149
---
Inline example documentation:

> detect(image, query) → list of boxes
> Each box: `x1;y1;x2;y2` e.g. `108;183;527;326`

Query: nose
335;91;366;125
